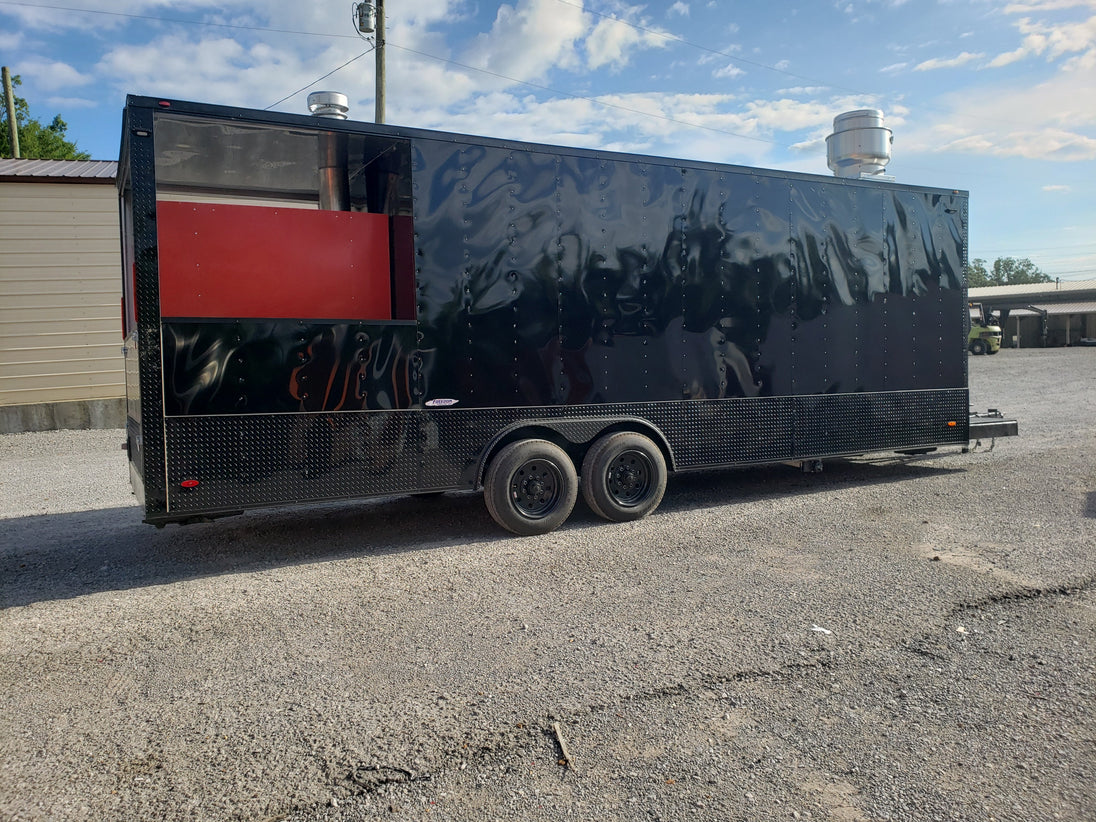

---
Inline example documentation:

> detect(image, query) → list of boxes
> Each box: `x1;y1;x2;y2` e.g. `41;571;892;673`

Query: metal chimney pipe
307;92;350;210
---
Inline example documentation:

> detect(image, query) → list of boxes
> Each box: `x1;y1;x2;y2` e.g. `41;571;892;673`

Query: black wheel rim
510;458;564;519
605;449;654;508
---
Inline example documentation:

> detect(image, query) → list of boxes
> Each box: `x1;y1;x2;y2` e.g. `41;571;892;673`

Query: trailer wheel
970;339;987;355
484;439;578;535
581;432;667;522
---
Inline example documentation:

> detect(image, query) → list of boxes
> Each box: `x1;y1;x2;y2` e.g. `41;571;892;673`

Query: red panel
157;201;391;320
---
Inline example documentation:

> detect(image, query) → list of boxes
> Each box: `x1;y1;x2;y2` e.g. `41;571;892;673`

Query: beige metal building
969;280;1096;349
0;159;123;433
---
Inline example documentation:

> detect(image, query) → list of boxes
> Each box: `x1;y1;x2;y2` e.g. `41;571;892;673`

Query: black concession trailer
118;95;1014;535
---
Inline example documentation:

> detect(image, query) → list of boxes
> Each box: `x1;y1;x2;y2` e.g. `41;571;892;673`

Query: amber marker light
947;421;957;427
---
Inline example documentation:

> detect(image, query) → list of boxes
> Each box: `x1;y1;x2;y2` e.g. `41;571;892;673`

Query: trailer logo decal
425;398;459;407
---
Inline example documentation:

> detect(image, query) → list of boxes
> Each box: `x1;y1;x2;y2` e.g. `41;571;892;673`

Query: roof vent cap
307;91;349;120
826;109;893;180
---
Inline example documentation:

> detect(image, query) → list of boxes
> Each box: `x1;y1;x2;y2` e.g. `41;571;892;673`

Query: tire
581;432;667;522
970;340;987;355
987;347;999;355
483;439;578;536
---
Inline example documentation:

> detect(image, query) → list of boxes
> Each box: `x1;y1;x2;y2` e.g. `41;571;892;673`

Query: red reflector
180;479;200;488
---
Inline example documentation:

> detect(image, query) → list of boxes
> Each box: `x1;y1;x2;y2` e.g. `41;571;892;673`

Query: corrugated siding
0;181;123;406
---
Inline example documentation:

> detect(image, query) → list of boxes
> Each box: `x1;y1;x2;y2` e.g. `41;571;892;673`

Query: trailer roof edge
123;95;968;199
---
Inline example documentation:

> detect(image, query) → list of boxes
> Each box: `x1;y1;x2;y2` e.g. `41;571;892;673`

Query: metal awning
1006;302;1096;317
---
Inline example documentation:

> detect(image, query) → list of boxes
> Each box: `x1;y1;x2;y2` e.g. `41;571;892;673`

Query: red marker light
158;100;172;108
180;479;200;488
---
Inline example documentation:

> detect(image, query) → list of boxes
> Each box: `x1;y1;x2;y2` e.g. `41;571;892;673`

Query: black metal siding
121;97;970;523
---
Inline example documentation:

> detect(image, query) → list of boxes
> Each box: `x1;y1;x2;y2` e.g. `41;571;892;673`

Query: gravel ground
1;347;1094;822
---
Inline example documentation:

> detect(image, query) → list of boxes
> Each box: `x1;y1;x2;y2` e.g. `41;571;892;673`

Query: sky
2;0;1094;281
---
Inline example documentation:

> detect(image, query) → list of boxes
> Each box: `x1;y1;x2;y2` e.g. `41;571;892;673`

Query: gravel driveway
1;347;1094;821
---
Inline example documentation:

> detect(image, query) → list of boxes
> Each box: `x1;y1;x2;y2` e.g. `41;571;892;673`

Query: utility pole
374;0;385;124
354;2;386;124
2;66;20;159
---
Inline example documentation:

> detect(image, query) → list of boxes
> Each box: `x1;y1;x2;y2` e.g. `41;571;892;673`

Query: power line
6;0;1072;167
265;46;374;110
0;0;780;144
0;0;358;39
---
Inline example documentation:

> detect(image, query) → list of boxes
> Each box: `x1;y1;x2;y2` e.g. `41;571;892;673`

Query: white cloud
96;33;343;112
698;43;742;65
880;61;908;73
895;5;1091;165
84;2;484;119
464;0;588;81
744;98;843;132
1004;1;1094;11
585;10;670;71
0;29;21;51
899;60;1096;163
914;51;985;71
789;136;826;154
668;2;690;16
1042;184;1072;191
940;129;1095;160
987;13;1096;68
46;96;99;110
1;0;271;33
15;59;93;91
713;63;745;79
405;88;810;166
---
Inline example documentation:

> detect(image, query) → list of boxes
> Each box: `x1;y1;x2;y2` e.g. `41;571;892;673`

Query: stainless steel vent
307;91;349;120
826;109;893;179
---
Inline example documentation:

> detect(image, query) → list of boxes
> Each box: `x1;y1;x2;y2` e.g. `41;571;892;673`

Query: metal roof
969;280;1096;300
0;158;117;181
1008;301;1096;316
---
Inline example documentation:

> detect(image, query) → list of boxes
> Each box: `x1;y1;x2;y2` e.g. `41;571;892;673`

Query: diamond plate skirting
163;388;967;517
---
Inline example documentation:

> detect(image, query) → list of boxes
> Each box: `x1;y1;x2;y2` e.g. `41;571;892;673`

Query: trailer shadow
1;458;962;608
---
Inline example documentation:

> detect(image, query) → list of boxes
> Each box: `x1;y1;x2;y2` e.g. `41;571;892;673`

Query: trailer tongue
118;95;1015;534
969;410;1019;441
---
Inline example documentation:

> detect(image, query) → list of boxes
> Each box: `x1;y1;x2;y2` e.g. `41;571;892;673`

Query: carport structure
969;280;1096;348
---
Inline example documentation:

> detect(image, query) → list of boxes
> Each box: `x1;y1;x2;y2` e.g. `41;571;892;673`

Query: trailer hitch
967;408;1018;451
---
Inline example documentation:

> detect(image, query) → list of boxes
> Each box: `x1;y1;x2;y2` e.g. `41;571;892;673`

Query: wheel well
474;419;674;489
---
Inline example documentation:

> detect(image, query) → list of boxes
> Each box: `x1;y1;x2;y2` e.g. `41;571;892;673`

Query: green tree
969;258;991;287
1;74;90;160
968;256;1051;287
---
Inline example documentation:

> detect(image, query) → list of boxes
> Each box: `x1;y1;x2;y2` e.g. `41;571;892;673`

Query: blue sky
3;0;1094;280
